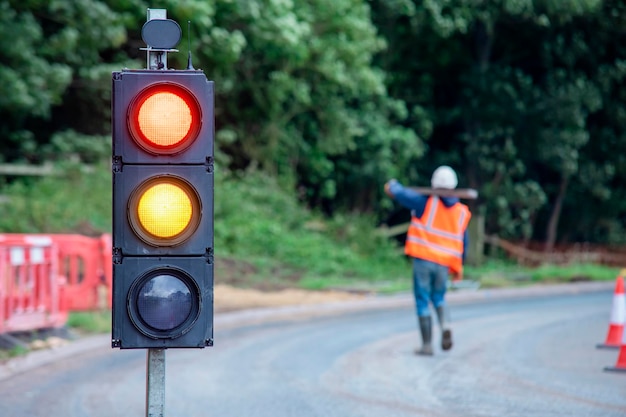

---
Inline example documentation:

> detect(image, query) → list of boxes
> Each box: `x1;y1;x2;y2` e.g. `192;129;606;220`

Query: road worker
384;165;471;356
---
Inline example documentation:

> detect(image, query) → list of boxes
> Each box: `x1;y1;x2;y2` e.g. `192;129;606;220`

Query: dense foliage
369;0;626;246
1;0;626;248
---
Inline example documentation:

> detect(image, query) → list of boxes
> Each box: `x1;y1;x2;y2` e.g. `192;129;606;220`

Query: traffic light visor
128;83;201;154
129;176;202;246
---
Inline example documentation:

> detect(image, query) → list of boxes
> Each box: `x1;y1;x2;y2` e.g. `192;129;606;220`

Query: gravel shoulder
214;284;367;312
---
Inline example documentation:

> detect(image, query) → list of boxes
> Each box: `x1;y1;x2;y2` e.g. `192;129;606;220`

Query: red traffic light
128;83;202;155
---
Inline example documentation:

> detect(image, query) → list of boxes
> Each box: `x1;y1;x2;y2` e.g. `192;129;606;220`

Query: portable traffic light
111;69;214;349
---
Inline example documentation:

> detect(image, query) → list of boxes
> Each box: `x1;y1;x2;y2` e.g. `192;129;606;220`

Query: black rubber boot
415;316;433;356
436;306;453;351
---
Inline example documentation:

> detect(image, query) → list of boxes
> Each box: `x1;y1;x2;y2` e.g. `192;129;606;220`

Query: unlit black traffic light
111;69;214;349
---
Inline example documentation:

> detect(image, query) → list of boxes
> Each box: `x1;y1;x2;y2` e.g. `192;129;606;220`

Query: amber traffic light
128;176;201;246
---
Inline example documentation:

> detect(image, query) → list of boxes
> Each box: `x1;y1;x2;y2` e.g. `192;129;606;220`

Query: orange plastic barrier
0;234;112;312
46;234;111;311
0;240;68;333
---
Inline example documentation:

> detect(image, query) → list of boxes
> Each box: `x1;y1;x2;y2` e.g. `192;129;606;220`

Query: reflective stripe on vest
404;196;470;269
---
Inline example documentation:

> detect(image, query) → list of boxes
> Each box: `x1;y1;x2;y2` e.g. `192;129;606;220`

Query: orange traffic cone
604;317;626;373
597;276;625;349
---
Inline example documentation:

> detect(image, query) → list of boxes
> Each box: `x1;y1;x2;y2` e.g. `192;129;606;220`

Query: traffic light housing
111;69;214;349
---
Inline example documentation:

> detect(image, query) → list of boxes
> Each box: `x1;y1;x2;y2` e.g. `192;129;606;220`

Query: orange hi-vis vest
405;196;471;273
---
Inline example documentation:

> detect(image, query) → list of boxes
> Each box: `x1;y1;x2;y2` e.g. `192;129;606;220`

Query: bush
0;161;111;234
215;169;409;289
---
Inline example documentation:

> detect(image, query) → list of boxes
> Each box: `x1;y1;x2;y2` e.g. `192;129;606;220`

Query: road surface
0;288;624;417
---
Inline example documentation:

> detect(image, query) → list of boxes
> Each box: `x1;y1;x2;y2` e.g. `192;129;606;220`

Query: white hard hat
431;165;458;189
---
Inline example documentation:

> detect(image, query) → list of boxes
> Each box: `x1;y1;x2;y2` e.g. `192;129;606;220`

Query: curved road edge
0;280;614;382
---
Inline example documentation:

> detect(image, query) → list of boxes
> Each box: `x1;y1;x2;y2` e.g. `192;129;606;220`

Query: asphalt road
1;283;625;417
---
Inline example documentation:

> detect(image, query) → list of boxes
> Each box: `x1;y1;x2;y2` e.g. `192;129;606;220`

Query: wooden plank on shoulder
409;187;478;200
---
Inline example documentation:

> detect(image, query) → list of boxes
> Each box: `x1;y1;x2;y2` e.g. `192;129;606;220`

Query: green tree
0;0;141;164
177;0;422;211
370;0;618;246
